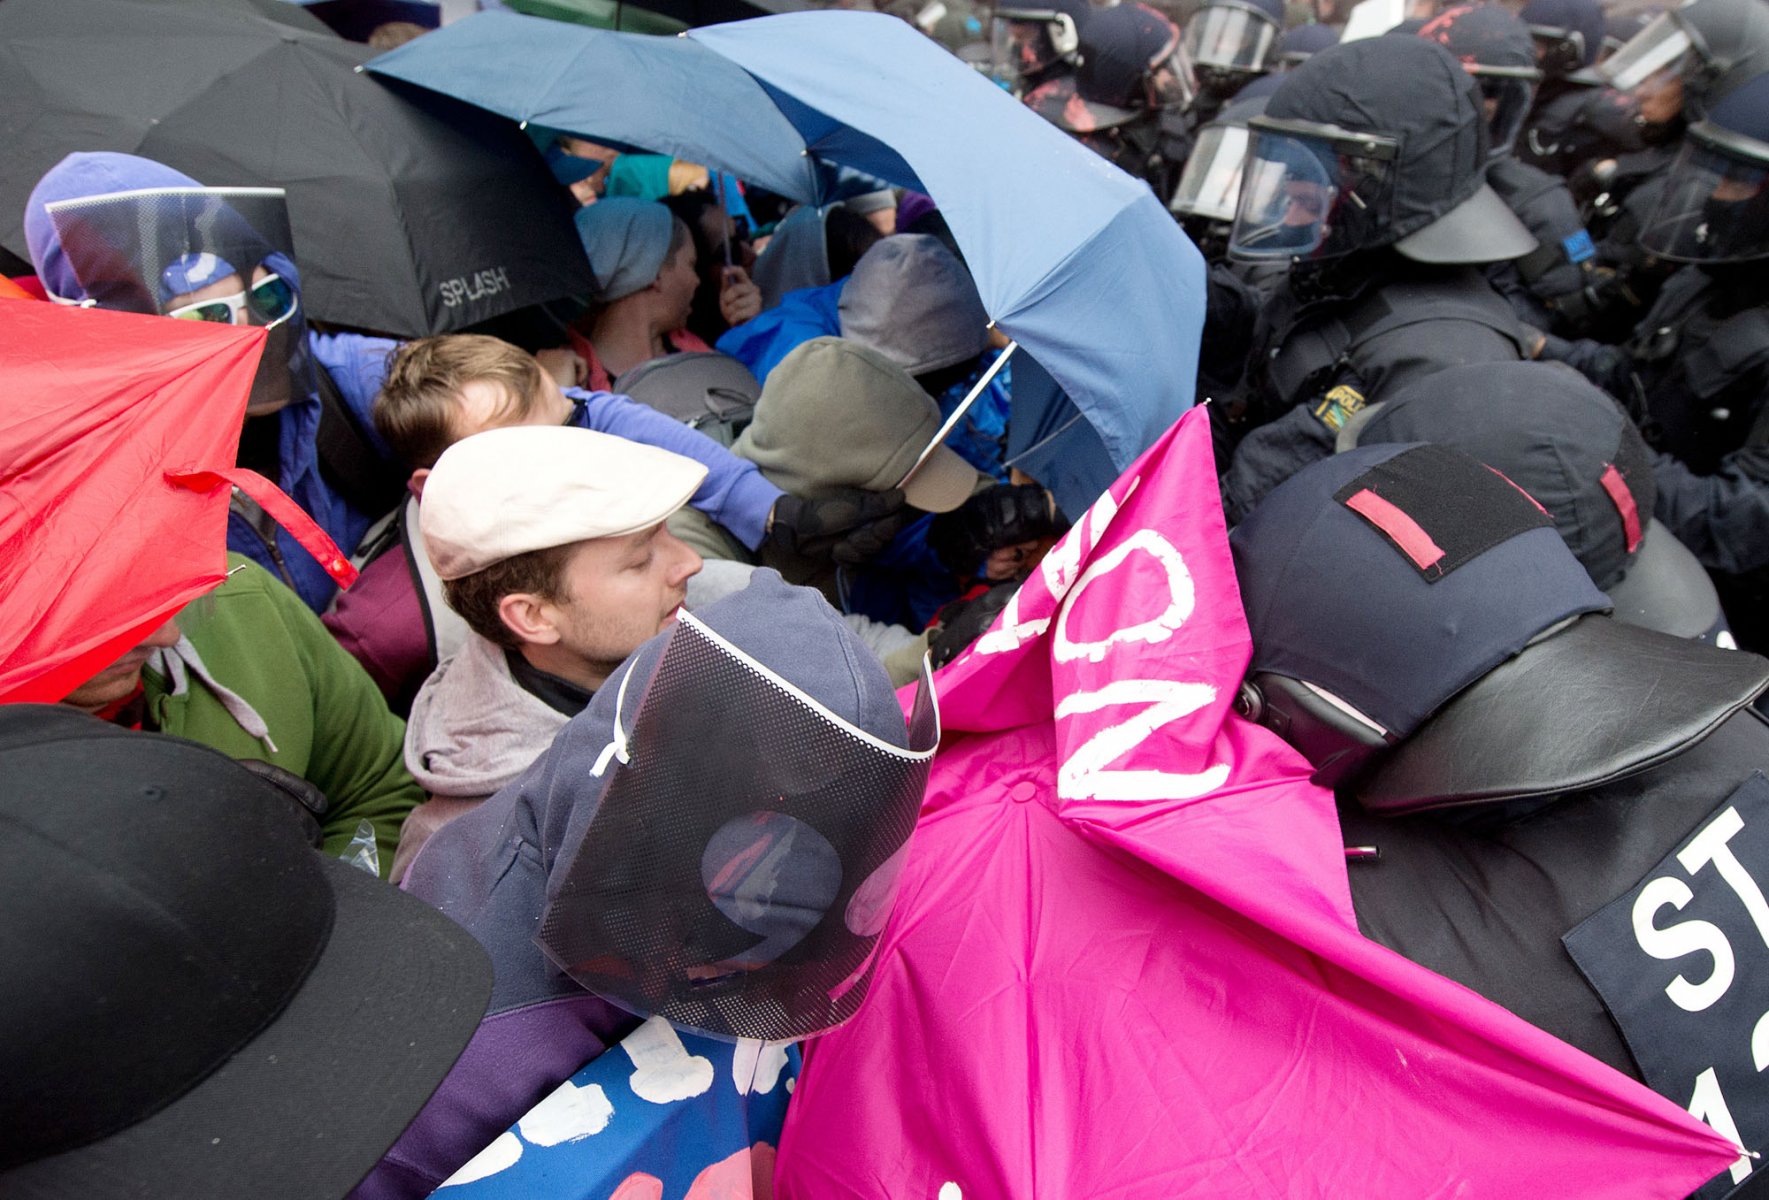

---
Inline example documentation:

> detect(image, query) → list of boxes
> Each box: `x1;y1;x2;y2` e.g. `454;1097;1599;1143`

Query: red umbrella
0;300;352;705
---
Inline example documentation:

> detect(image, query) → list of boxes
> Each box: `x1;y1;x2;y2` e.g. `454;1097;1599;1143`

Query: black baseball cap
0;705;492;1200
1232;443;1769;814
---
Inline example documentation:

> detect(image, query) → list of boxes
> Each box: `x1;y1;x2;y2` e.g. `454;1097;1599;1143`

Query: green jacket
143;555;422;876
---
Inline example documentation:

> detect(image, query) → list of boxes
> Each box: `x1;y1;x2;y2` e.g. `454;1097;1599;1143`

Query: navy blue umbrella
371;9;1205;513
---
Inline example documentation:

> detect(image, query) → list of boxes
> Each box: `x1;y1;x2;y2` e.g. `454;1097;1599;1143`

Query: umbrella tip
353;64;365;73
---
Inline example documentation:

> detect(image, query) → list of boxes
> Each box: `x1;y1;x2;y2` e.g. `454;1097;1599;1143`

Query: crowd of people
9;0;1769;1193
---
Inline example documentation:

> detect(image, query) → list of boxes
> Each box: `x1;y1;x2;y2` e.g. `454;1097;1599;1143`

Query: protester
0;703;490;1200
329;333;905;710
389;424;705;879
362;570;937;1197
62;554;424;875
24;152;405;614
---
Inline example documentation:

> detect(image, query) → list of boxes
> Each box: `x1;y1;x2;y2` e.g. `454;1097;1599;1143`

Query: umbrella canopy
368;9;1204;515
773;406;1739;1197
367;10;876;206
0;302;264;706
0;0;591;337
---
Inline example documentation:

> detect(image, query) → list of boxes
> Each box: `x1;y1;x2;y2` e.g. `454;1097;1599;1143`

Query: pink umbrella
775;407;1738;1198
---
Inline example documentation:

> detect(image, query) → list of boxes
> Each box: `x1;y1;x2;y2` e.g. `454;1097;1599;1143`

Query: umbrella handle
897;340;1017;491
713;173;735;272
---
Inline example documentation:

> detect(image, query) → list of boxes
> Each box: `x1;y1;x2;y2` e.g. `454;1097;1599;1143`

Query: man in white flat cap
388;424;706;878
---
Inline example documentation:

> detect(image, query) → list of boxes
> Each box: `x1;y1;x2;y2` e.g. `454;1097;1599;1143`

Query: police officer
1214;35;1538;523
1181;0;1285;126
1516;0;1643;180
992;0;1093;95
1231;444;1769;1197
1023;2;1197;197
1580;0;1769;331
1539;71;1769;654
1416;4;1609;335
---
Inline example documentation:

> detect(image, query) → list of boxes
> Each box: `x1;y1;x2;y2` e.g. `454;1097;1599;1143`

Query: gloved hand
237;759;329;849
766;487;915;567
927;582;1018;668
928;483;1066;579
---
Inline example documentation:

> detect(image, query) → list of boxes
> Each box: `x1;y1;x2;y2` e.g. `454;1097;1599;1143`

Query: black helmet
1600;0;1769;119
1183;0;1285;94
992;0;1092;88
1520;0;1604;76
1075;2;1198;111
1640;70;1769;263
1228;36;1536;263
1417;4;1544;156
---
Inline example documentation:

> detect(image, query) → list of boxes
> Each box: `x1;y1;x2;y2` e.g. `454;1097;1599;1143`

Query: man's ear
496;592;563;647
408;467;430;501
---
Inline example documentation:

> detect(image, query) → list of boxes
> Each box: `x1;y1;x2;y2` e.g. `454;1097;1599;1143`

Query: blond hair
374;334;551;470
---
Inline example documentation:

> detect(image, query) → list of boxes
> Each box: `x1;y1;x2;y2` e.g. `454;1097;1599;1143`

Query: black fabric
1352;359;1649;590
504;647;596;719
314;363;405;522
1342;708;1769;1085
0;706;492;1198
1565;771;1769;1199
1332;444;1552;581
1266;38;1489;245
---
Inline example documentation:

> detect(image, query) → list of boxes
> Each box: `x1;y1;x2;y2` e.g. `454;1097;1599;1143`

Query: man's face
543;523;703;686
62;618;182;712
164;265;295;416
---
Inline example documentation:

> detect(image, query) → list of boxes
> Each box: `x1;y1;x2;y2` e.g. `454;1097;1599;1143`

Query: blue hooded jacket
25;152;402;612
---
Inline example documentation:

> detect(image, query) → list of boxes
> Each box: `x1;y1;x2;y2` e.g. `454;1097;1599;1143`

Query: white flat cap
421;425;708;580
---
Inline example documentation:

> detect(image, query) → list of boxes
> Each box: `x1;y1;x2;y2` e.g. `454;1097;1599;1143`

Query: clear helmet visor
1148;38;1201;109
535;613;941;1043
1184;5;1279;71
1229;124;1399;261
1600;11;1694;93
991;10;1077;86
1475;70;1538;155
45;187;311;417
1172;121;1252;221
1640;125;1769;263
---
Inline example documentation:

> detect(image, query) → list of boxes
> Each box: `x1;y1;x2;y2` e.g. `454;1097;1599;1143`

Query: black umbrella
0;0;591;337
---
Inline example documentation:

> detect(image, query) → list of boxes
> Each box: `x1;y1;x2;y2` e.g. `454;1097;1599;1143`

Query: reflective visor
1172;121;1251;221
1183;4;1278;71
990;10;1075;85
1149;36;1200;109
1229;118;1400;261
1640;121;1769;263
1600;10;1695;92
1471;66;1540;154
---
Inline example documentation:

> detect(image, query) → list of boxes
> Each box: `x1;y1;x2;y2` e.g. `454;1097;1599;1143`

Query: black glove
928;483;1066;579
238;759;329;849
766;487;915;567
928;582;1019;668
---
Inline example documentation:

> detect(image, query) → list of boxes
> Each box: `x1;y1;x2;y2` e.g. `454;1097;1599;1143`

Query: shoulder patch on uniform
1311;383;1367;433
1562;229;1596;264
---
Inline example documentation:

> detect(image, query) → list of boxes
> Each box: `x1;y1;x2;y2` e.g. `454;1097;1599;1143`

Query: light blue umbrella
371;9;1205;513
366;9;858;203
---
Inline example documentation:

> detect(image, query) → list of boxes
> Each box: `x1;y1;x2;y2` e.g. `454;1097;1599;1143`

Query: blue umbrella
371;9;1205;514
366;9;859;204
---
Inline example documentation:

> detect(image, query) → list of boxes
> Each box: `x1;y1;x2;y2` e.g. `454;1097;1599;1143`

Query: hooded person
1230;443;1769;1193
361;570;939;1199
1217;34;1539;524
1538;70;1769;654
1336;359;1734;643
560;197;715;392
23;152;406;614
